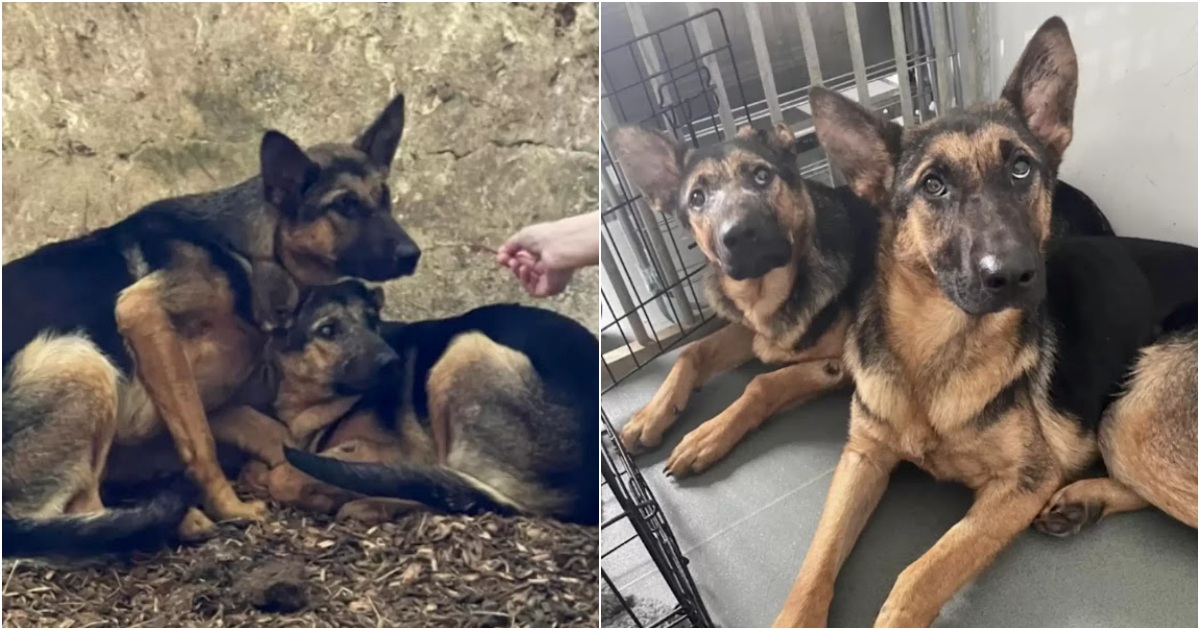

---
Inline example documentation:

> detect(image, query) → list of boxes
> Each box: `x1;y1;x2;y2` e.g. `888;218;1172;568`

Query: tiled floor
601;339;1198;628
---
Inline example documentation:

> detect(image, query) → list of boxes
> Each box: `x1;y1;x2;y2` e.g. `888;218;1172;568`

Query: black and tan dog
3;93;421;555
774;17;1197;627
224;280;600;526
607;116;1113;478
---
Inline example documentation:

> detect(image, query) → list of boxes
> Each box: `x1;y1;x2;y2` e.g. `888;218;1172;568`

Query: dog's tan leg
1092;334;1198;527
1034;477;1151;536
239;460;273;498
209;406;295;467
873;480;1054;627
621;323;757;452
774;431;900;628
665;359;848;477
65;487;105;514
115;276;265;522
178;507;217;542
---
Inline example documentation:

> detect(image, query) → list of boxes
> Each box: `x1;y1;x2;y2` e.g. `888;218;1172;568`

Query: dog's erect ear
367;286;386;313
735;123;798;156
1000;17;1077;168
810;87;899;208
261;130;319;219
608;126;686;213
355;93;406;170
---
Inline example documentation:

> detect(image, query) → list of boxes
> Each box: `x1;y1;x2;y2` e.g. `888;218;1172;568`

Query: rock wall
2;2;599;329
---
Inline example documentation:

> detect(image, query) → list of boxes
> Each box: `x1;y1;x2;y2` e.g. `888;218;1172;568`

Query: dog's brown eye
333;197;366;218
689;189;706;208
922;175;946;197
753;167;773;187
316;322;339;340
1012;157;1032;179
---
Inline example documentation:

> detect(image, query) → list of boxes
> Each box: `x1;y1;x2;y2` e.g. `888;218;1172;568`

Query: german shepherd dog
3;93;421;555
250;280;600;526
606;118;1113;479
774;18;1197;627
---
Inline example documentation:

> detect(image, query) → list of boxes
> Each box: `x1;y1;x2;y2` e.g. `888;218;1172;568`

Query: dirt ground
4;507;599;628
2;2;599;627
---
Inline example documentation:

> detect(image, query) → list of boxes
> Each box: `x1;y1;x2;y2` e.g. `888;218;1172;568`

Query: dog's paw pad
1034;502;1095;537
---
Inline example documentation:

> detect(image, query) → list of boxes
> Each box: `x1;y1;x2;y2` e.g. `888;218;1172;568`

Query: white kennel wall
986;3;1198;246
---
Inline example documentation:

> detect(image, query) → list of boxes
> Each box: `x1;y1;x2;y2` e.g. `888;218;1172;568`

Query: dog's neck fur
880;251;1028;383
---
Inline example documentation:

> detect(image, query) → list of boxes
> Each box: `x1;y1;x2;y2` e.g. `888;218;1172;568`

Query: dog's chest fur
845;263;1090;489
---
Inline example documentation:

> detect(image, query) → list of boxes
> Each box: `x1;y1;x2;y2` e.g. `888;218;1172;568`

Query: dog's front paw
620;397;685;454
208;496;269;523
178;507;218;542
663;415;744;478
239;461;273;499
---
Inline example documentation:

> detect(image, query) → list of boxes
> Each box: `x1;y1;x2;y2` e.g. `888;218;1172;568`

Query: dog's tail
2;481;193;559
283;447;521;517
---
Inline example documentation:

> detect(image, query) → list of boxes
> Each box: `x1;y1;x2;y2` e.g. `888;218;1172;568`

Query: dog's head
609;124;815;281
263;93;421;284
276;279;398;399
811;17;1077;315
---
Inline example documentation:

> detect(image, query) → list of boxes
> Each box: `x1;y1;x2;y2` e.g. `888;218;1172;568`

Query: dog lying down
4;279;597;557
258;280;599;527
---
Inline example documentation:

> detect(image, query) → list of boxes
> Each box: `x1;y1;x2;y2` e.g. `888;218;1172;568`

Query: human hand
496;212;598;298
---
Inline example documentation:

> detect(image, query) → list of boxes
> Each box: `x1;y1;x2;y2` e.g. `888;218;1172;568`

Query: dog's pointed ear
810;87;899;207
1001;17;1077;169
608;126;686;213
368;285;386;312
355;93;406;170
261;130;319;219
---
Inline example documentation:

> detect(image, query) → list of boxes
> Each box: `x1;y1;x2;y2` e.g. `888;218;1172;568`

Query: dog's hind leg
115;271;265;522
620;323;757;453
1034;477;1150;536
3;334;120;520
1038;331;1198;533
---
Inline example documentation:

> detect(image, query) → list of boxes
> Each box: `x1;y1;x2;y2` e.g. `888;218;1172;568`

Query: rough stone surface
2;2;599;329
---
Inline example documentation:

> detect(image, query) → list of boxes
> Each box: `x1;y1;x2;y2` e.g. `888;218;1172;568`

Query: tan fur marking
1098;336;1198;526
208;406;295;468
115;271;266;523
4;335;120;520
721;265;797;335
428;332;532;463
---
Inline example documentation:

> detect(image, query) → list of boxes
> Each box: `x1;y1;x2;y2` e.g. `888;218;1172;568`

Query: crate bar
620;5;700;329
686;2;737;139
600;236;651;346
843;3;872;108
930;1;952;114
626;2;673;129
743;3;783;125
962;2;992;106
632;198;699;328
796;3;824;87
888;2;915;125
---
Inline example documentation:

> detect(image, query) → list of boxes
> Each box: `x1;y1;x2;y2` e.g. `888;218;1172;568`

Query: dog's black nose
720;220;762;253
375;350;401;374
394;242;421;276
979;251;1038;293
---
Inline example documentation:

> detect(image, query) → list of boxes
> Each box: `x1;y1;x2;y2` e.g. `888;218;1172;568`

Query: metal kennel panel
600;2;967;393
599;4;971;628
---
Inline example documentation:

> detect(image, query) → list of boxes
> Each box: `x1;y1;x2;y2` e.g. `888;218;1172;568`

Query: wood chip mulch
1;505;599;628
